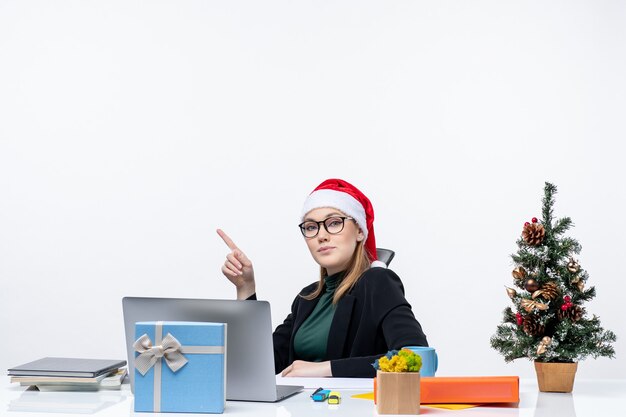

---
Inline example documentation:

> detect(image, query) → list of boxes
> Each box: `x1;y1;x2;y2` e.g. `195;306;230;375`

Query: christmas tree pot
534;361;578;393
375;370;421;414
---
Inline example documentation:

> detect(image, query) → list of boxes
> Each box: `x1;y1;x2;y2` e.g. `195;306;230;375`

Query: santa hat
301;179;387;268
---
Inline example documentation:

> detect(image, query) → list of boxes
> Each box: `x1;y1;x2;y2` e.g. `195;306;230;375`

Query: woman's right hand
217;229;256;300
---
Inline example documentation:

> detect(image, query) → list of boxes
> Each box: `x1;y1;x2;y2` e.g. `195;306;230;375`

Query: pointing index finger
217;229;239;251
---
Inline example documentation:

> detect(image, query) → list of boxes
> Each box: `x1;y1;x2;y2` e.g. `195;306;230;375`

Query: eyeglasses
298;216;354;238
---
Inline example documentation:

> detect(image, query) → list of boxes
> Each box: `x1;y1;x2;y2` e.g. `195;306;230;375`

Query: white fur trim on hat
370;260;388;269
301;189;368;238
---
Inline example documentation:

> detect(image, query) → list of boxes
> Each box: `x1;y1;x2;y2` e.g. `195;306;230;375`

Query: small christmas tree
491;182;616;364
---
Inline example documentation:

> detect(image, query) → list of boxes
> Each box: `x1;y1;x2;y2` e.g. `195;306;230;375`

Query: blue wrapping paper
134;321;226;413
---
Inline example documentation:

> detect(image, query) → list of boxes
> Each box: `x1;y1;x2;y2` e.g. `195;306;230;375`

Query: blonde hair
301;242;371;304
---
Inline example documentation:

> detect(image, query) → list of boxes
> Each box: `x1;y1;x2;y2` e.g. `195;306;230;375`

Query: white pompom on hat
301;178;386;268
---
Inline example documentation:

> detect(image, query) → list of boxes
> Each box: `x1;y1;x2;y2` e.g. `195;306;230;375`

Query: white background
1;0;625;380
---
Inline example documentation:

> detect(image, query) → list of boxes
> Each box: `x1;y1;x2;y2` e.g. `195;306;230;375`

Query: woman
218;179;428;377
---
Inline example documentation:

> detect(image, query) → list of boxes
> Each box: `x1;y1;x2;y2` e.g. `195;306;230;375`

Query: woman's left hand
281;360;332;377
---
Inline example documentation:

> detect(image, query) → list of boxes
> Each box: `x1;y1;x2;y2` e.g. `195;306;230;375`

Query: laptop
122;297;303;402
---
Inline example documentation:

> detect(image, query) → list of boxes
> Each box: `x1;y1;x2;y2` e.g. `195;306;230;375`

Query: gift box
420;376;519;404
134;321;226;413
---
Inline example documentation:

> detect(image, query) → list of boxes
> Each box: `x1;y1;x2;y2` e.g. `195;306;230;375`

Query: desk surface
3;378;626;417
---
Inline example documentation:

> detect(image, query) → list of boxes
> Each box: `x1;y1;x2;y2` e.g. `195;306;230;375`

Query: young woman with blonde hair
218;178;428;377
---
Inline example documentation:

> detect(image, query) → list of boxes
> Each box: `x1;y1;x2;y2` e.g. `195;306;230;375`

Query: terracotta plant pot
375;370;421;414
534;361;578;393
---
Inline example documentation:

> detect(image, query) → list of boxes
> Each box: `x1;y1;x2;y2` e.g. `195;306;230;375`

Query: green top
293;272;342;362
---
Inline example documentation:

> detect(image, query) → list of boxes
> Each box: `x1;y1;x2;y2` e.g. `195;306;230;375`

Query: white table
3;378;625;417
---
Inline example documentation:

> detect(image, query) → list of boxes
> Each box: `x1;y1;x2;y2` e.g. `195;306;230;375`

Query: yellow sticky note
351;392;375;400
350;392;481;410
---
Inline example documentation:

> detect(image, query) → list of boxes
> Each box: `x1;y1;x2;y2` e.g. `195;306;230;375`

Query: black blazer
267;267;428;377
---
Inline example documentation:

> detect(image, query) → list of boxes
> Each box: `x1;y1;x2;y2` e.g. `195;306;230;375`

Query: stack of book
8;357;127;391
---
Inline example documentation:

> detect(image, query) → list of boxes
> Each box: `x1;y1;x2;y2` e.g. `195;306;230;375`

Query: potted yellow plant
372;349;422;415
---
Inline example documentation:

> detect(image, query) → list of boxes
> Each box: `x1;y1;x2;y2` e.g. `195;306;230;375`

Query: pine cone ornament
522;222;545;246
567;258;580;273
557;305;585;322
523;315;545;336
532;282;559;300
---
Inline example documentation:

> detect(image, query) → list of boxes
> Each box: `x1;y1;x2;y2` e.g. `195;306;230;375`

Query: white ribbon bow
133;333;188;375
